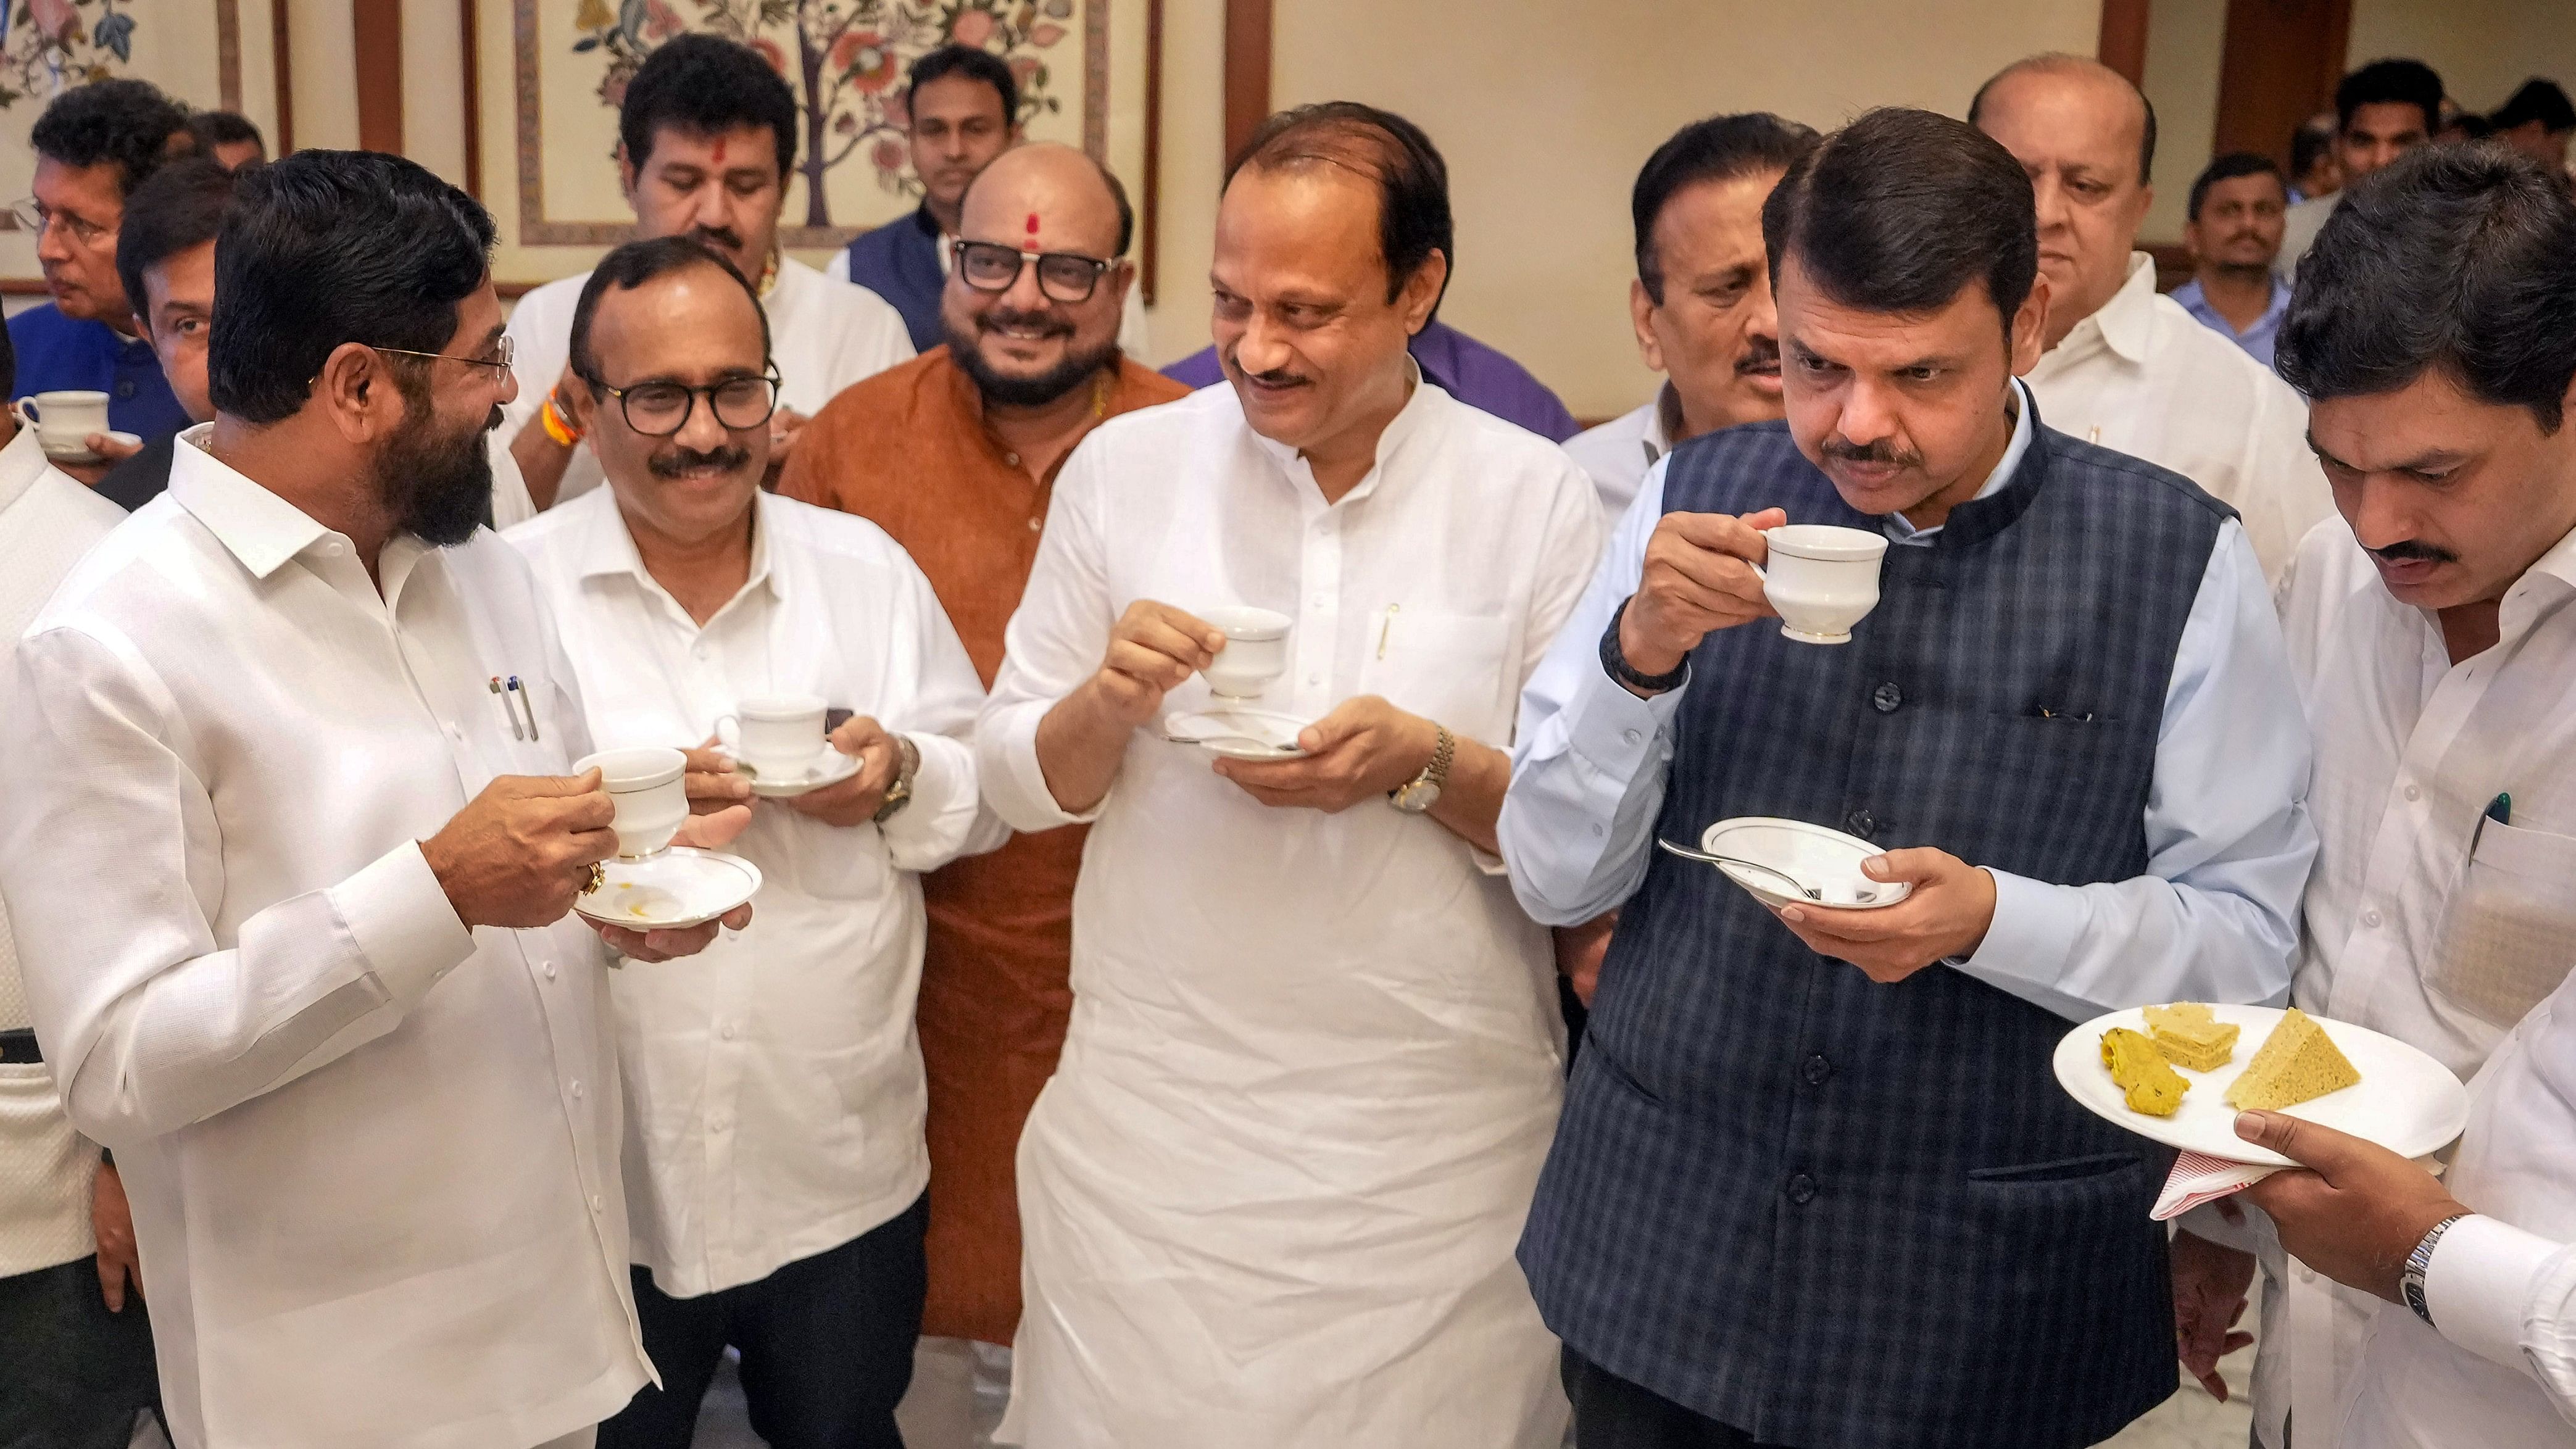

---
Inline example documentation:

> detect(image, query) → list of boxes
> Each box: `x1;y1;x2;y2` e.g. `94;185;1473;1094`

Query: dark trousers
0;1255;160;1449
1565;1348;1796;1449
599;1194;927;1449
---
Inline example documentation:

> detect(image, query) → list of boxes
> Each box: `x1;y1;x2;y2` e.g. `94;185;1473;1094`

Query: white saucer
1692;816;1911;910
723;745;860;797
1160;707;1311;760
573;847;763;930
2055;1004;2468;1167
41;430;141;465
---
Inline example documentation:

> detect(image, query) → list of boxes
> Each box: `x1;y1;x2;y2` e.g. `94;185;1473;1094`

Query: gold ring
581;861;605;895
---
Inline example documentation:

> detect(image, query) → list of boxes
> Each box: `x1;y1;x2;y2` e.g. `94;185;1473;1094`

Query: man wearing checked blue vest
1500;107;2319;1448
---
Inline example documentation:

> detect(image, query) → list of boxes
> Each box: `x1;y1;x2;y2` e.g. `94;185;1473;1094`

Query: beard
945;306;1120;408
376;396;498;547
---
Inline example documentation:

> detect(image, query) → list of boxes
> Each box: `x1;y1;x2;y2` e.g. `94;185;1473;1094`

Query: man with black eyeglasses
511;234;997;1449
784;140;1184;1438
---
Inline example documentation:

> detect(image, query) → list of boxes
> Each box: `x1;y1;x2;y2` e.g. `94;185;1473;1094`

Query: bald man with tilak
1972;52;2332;581
781;142;1187;1431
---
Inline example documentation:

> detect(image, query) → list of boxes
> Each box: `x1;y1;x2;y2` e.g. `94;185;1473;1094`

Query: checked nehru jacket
1519;407;2231;1449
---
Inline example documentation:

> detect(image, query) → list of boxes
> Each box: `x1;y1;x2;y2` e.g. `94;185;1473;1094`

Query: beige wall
2348;0;2576;117
2139;0;2226;244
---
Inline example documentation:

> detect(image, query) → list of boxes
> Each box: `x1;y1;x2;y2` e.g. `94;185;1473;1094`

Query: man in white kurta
0;151;742;1449
491;35;912;525
1973;56;2332;583
2175;143;2576;1449
506;235;1000;1443
974;103;1602;1448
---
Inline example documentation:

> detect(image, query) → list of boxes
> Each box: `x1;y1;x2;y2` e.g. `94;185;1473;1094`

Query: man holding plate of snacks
1500;108;2315;1449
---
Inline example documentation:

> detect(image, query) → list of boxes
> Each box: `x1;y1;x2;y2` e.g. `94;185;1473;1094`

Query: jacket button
1871;683;1903;713
1845;810;1875;837
1785;1172;1819;1205
1802;1054;1832;1086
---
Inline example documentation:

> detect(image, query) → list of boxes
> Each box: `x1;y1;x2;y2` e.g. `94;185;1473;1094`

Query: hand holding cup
1087;600;1226;725
420;770;618;928
1618;507;1788;680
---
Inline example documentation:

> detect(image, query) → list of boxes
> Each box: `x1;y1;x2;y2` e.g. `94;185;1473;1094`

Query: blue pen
507;676;541;742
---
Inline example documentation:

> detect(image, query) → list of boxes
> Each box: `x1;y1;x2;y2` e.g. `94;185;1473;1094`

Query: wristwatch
1389;725;1455;814
872;734;921;824
1602;597;1690;694
2401;1213;2470;1328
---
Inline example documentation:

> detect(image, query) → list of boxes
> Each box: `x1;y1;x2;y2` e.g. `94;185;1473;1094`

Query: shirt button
116;380;137;399
1590;823;1605;837
569;1079;584;1098
1027;516;1042;531
693;643;708;658
1004;452;1020;467
542;960;557;981
1622;728;1642;746
2362;908;2383;928
719;1022;736;1040
2403;784;2421;802
1871;683;1903;713
1845;810;1876;837
710;1115;731;1132
589;1194;604;1213
1785;1172;1819;1205
1306;673;1321;686
1802;1054;1833;1086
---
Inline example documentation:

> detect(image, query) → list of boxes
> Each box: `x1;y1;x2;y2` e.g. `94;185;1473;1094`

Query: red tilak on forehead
712;136;727;165
1026;211;1041;236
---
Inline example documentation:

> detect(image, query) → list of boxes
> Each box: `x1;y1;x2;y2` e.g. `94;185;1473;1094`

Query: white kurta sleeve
1;625;477;1148
976;436;1120;834
880;555;1005;869
2425;1214;2576;1426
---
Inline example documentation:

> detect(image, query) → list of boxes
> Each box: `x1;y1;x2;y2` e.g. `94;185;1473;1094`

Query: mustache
688;225;745;254
978;305;1075;339
1222;351;1309;389
1735;339;1780;376
647;443;753;479
2367;539;2458;565
1821;437;1925;470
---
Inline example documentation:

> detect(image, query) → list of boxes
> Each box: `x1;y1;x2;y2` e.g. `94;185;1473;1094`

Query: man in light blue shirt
2172;152;2293;368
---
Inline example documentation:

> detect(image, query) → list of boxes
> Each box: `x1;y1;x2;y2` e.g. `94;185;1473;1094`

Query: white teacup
12;390;110;455
715;693;829;779
1753;525;1889;645
1199;605;1292;699
576;745;688;860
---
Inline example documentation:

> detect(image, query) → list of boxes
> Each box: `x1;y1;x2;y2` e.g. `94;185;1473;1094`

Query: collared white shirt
2024;251;2333;583
0;428;646;1449
976;376;1602;1447
492;257;915;526
1503;383;2316;1024
825;232;1154;357
507;486;997;1298
1561;383;1677;530
0;423;124;1277
2238;517;2576;1448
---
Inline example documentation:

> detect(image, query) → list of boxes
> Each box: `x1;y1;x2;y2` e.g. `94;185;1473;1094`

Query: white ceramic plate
1691;816;1912;910
41;430;141;465
573;847;763;931
723;745;861;798
2055;1004;2469;1167
1160;708;1311;760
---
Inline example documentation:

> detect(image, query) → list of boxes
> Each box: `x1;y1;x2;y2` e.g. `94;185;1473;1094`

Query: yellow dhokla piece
2224;1007;2362;1110
2143;1002;2240;1072
2101;1027;2189;1117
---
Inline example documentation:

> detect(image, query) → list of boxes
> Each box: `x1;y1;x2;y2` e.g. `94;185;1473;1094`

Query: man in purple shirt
6;80;195;484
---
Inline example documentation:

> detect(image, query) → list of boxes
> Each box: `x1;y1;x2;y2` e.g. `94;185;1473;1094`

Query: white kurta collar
168;424;334;581
2058;252;2159;368
1245;357;1441;507
570;481;779;615
0;421;59;517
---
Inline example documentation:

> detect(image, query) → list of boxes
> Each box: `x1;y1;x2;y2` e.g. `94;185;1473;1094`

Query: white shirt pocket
1356;610;1513;745
2430;816;2576;1029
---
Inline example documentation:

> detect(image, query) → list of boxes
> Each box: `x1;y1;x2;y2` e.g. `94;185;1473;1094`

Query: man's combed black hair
1630;113;1819;304
1227;102;1452;323
620;35;799;179
209;151;496;425
184;110;265;159
569;235;771;388
29;78;189;196
1762;107;2037;341
907;44;1020;127
2279;144;2576;433
2491;79;2576;136
117;157;241;321
2337;59;2445;136
2187;152;2285;222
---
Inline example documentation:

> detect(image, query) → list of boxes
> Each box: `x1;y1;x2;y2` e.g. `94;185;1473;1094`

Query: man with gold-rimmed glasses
510;233;998;1449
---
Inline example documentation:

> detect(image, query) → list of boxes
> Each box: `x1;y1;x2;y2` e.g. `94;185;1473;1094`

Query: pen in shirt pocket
507;676;541;741
489;677;524;741
2471;791;2511;852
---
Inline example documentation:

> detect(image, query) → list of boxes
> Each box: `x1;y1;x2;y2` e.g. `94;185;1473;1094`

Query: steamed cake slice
2101;1027;2189;1117
2142;1002;2240;1071
2224;1007;2361;1110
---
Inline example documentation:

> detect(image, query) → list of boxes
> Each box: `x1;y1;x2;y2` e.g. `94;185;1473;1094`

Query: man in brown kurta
781;143;1186;1351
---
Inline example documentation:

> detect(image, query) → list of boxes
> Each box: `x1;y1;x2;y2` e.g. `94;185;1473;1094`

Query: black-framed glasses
581;368;781;437
9;196;113;246
368;336;517;380
952;238;1115;304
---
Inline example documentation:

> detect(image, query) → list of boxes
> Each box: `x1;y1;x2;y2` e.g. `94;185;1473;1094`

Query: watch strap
1602;597;1690;694
871;734;921;824
2401;1213;2470;1328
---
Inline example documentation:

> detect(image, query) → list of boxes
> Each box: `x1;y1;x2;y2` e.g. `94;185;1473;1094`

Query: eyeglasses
580;368;781;437
952;239;1115;304
9;196;114;247
368;336;517;380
